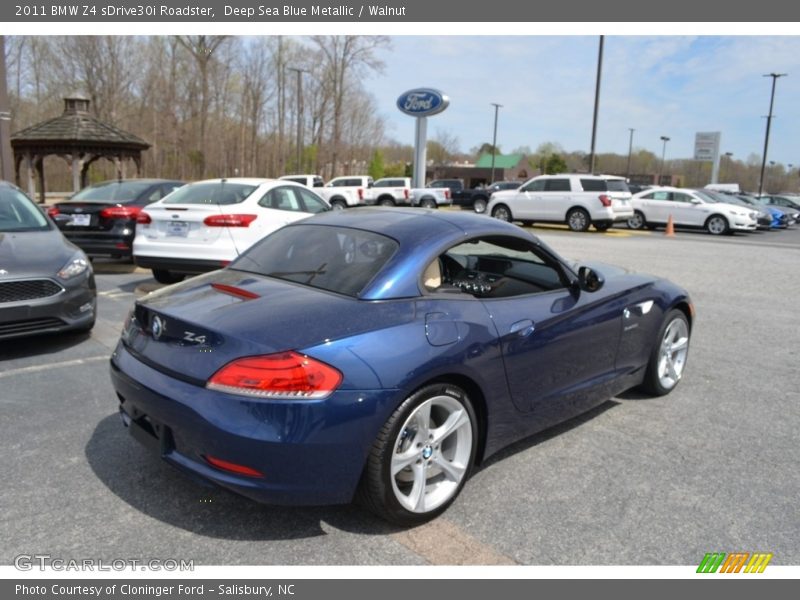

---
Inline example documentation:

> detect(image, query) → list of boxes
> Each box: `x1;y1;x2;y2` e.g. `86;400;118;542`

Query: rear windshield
605;180;630;193
232;225;398;297
580;179;607;192
0;187;50;232
71;181;152;202
163;182;257;205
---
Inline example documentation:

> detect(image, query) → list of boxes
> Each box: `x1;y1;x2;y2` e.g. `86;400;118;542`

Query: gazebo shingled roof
10;95;150;202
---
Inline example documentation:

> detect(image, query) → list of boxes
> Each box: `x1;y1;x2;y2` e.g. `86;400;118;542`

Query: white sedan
627;187;758;235
134;178;330;283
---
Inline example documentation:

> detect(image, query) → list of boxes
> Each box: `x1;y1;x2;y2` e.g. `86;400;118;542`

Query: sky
369;36;800;167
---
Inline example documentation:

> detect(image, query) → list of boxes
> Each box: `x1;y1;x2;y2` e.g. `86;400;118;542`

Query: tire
491;204;512;222
705;214;730;235
627;211;646;230
473;198;488;214
152;269;184;284
378;198;396;207
566;208;590;232
330;199;347;210
358;383;477;525
640;309;691;396
420;198;437;209
594;223;611;232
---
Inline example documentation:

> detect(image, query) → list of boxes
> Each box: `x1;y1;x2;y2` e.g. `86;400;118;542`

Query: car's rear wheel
491;204;512;222
567;208;590;232
378;198;396;207
420;198;437;209
358;383;477;525
640;309;690;396
152;269;184;284
473;198;488;214
705;215;730;235
330;199;347;210
627;211;646;230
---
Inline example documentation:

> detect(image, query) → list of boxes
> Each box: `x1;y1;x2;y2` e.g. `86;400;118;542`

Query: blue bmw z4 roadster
110;208;693;524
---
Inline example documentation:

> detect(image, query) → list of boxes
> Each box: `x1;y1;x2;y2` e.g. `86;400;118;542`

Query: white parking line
0;355;109;379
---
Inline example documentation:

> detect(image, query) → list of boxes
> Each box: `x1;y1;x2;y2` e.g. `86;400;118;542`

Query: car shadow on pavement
90;258;139;275
476;400;620;471
85;414;400;540
0;330;91;360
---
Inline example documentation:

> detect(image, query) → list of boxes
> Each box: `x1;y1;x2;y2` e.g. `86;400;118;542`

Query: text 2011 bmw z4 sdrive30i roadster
110;208;693;524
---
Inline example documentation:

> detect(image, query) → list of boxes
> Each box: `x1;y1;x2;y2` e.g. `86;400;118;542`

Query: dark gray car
0;182;96;340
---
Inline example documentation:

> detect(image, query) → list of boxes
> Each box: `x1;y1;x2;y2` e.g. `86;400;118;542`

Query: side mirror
690;198;702;204
578;266;604;293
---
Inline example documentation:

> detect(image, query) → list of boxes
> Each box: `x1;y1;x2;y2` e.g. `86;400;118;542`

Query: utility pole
287;67;306;173
589;35;604;174
0;36;13;183
758;73;787;197
625;128;635;179
659;136;670;184
490;102;502;184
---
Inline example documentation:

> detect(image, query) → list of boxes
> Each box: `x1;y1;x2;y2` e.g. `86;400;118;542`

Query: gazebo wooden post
71;154;81;193
25;152;34;199
36;156;45;204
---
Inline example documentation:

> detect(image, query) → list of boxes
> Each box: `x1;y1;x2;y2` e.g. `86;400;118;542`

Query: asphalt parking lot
2;224;799;567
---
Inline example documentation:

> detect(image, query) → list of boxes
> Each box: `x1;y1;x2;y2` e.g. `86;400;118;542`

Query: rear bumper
134;255;229;274
109;343;399;506
63;230;135;257
0;274;96;340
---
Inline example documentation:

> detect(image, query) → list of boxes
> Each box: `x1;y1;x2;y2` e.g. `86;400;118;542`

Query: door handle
509;319;535;337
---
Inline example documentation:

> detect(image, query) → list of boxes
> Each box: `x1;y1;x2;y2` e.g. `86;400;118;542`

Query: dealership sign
396;88;450;117
694;131;721;162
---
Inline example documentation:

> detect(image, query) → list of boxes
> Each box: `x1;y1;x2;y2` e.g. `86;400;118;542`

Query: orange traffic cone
665;214;675;237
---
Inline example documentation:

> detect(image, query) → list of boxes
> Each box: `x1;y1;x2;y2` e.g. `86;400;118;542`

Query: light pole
287;67;306;173
0;36;13;183
490;102;502;184
589;35;604;174
625;127;635;179
723;152;733;182
758;73;787;197
659;136;670;184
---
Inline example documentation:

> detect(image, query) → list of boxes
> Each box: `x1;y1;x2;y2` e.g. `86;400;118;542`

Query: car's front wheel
358;383;477;525
641;309;691;396
378;198;396;207
627;211;646;230
491;204;512;222
705;214;730;235
473;198;488;214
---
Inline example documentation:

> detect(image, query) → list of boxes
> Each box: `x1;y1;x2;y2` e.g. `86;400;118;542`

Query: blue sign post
396;88;450;189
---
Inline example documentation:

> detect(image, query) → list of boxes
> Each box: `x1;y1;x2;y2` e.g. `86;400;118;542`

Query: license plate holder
69;214;91;226
166;221;189;237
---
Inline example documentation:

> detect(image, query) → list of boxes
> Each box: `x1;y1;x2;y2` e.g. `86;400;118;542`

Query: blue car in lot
110;208;693;524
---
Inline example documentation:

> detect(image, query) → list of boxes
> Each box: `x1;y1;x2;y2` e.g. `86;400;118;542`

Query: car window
0;187;50;232
605;180;630;193
672;192;693;203
648;191;671;201
70;181;153;203
260;187;303;212
580;179;607;192
433;236;568;298
232;225;398;298
296;188;330;214
163;182;257;205
161;183;183;198
545;179;571;192
143;188;162;204
313;177;324;188
522;180;546;192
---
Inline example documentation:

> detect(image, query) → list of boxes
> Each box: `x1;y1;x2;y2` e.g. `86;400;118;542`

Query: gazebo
10;95;150;203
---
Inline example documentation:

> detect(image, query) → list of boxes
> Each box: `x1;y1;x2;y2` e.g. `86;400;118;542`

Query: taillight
137;211;152;225
207;351;342;399
203;214;258;227
357;188;364;201
204;455;264;478
47;206;60;217
404;188;409;199
100;205;142;219
599;194;612;207
445;189;451;199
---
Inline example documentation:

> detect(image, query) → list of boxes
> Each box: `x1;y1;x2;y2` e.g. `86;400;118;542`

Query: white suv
486;174;634;232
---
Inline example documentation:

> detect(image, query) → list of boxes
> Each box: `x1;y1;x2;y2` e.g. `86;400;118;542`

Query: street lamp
758;73;787;197
659;136;670;184
723;152;733;182
490;102;502;184
287;67;306;173
625;128;635;179
589;35;604;174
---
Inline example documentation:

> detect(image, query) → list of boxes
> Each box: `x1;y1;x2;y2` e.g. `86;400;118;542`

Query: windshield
232;225;399;297
0;187;50;232
70;181;152;203
605;180;630;192
164;182;257;205
694;190;718;203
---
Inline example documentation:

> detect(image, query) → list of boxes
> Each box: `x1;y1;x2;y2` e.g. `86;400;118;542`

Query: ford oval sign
397;88;449;117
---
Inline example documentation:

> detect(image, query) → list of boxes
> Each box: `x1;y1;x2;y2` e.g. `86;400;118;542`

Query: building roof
11;97;149;150
474;153;526;169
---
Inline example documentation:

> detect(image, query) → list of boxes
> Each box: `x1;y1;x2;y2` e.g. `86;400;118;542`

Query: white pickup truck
367;177;452;208
318;175;374;209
